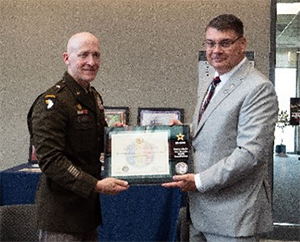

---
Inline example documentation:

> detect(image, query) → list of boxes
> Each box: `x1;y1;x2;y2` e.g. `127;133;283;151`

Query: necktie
198;76;221;123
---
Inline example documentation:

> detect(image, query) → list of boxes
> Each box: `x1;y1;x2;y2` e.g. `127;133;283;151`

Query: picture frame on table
137;107;184;126
28;140;38;164
290;98;300;126
104;106;130;127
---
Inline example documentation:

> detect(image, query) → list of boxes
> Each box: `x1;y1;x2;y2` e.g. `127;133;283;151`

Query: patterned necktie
198;76;221;123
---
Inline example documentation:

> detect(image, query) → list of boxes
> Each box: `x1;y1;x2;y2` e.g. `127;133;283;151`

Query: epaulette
47;79;67;94
42;80;66;110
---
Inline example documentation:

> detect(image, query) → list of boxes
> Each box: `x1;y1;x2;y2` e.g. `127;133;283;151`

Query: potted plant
275;110;290;156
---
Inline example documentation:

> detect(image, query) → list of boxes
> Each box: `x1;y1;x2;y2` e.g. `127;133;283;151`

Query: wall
0;0;272;170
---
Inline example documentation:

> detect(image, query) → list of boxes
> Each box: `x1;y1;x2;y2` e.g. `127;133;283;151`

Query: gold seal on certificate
103;125;191;184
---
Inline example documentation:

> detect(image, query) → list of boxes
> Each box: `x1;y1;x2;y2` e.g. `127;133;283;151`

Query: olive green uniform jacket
27;72;107;233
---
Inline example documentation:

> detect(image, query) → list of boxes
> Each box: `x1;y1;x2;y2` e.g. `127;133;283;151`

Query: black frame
28;141;38;164
290;98;300;126
137;107;184;126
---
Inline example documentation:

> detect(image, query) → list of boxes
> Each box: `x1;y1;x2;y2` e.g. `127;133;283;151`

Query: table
0;163;40;205
0;163;182;242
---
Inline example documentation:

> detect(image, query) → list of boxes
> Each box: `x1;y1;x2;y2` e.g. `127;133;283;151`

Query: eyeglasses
204;36;243;49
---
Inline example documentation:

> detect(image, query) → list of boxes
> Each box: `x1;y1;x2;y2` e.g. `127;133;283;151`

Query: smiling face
63;32;101;88
205;27;246;75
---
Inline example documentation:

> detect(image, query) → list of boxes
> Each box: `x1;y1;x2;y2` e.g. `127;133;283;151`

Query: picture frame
290;98;300;125
103;125;191;184
137;107;184;126
104;106;130;127
28;141;38;164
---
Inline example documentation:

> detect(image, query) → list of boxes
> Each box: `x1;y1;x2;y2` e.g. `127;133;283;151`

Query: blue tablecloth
0;163;182;241
0;163;40;205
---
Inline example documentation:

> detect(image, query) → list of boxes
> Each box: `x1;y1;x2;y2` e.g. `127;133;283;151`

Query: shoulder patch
44;96;56;110
45;94;56;99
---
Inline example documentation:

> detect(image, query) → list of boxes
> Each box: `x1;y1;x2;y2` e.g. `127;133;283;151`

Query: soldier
28;32;129;242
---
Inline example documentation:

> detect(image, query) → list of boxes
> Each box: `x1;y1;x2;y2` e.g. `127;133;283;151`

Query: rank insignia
76;104;83;110
96;95;104;110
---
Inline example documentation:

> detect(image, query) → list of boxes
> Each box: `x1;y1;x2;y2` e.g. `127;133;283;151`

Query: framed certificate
103;125;190;184
137;107;184;126
28;141;38;164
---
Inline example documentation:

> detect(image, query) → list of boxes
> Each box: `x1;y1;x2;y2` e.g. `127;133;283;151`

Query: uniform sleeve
31;95;98;198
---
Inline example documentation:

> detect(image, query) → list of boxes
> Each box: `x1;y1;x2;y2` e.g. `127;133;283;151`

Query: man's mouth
83;69;96;73
212;57;224;63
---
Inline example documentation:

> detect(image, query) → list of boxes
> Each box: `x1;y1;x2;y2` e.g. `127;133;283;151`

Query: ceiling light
277;3;300;15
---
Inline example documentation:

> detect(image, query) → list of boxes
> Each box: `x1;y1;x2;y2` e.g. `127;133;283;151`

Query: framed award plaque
103;125;191;185
290;98;300;125
137;107;184;126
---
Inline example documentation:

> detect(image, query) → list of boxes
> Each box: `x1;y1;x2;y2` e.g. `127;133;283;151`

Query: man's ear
63;52;69;65
241;36;247;51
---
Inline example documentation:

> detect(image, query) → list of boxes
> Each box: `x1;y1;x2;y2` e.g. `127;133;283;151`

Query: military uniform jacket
27;72;107;233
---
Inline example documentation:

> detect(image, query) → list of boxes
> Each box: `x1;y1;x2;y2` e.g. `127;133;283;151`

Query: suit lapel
193;59;252;138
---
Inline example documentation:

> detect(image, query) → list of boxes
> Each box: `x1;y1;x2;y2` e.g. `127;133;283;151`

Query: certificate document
103;125;191;184
111;131;169;176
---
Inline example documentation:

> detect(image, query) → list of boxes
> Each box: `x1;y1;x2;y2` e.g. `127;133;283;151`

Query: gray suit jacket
189;59;278;237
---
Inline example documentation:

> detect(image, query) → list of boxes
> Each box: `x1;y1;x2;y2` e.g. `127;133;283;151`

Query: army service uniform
28;72;107;233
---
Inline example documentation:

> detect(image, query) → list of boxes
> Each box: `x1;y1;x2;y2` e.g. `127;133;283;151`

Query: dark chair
0;204;39;242
177;207;190;242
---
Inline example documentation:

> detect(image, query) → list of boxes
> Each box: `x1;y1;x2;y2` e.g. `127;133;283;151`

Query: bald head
63;32;101;88
67;32;100;55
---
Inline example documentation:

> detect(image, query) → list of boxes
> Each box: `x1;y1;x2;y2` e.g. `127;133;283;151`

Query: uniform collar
63;72;96;112
63;72;93;95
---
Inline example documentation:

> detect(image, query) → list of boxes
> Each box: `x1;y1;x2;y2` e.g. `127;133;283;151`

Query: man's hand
113;122;127;127
169;119;183;126
162;174;197;192
95;178;129;195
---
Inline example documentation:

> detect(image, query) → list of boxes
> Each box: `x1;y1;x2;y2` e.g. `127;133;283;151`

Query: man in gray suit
163;14;278;242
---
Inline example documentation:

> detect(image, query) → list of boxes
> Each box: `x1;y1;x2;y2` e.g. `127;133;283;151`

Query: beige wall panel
0;0;272;170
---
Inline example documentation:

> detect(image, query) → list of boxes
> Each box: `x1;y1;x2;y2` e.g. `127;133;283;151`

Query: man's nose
86;54;99;65
212;43;223;52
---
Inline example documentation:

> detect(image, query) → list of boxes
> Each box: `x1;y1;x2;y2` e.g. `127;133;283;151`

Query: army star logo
176;133;185;141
